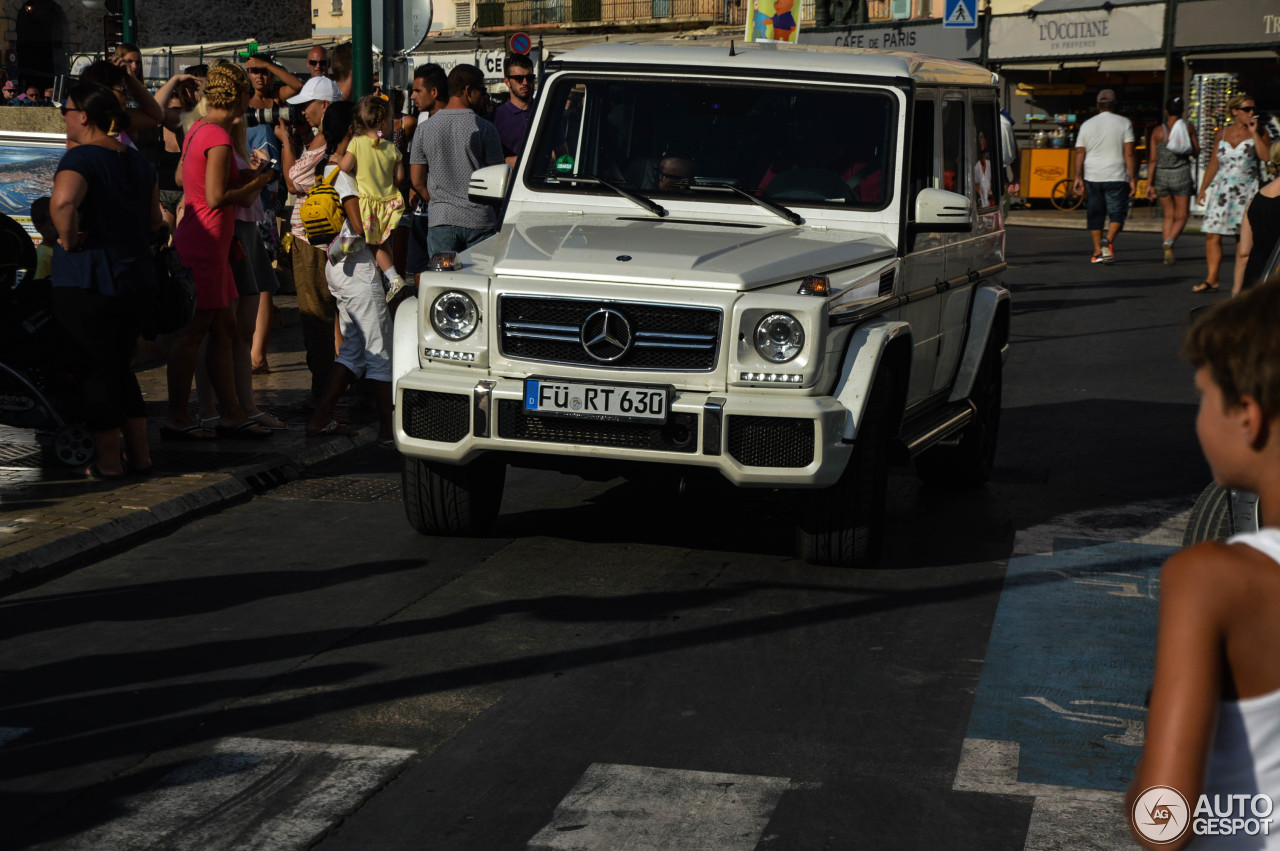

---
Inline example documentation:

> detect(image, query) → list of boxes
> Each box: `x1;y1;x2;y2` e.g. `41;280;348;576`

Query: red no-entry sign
510;32;531;55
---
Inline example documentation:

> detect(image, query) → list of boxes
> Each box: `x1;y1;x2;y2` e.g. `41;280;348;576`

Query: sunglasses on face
507;74;535;83
60;105;81;115
248;67;270;75
309;60;329;67
1237;105;1257;113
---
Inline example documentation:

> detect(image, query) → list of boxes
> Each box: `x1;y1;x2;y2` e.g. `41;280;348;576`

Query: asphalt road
0;227;1221;850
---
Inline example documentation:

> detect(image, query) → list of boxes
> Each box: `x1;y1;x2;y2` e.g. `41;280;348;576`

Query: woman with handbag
49;82;165;478
1195;93;1271;293
1146;96;1199;266
187;106;291;433
164;62;273;440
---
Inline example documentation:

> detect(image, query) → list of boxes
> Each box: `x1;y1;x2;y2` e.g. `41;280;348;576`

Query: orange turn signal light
798;274;830;296
428;252;458;271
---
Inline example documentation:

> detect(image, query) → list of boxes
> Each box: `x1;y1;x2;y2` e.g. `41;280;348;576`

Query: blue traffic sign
944;0;977;28
510;32;531;54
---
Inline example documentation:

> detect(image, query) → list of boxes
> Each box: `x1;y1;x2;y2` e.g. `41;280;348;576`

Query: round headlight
431;292;479;341
754;313;804;363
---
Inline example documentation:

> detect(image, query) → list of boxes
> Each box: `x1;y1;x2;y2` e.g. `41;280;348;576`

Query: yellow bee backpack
298;168;346;246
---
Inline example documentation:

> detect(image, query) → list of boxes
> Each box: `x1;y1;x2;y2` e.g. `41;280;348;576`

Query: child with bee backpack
339;95;408;302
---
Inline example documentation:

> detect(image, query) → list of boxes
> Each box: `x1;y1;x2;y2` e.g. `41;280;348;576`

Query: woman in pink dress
163;63;273;439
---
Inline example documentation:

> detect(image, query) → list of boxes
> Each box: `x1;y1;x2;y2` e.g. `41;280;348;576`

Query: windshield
525;75;897;210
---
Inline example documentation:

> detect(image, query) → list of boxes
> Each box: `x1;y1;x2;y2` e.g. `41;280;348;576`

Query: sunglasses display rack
1188;73;1241;175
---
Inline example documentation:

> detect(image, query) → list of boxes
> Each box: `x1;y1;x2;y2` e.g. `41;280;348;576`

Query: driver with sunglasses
493;54;536;168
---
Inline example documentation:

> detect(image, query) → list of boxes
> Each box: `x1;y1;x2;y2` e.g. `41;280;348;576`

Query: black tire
916;339;1002;489
402;455;506;536
796;366;892;567
1182;482;1235;546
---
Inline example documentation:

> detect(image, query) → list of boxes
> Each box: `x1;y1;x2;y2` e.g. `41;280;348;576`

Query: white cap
286;76;342;105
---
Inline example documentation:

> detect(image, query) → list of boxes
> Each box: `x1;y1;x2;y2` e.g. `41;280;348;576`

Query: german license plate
523;378;668;423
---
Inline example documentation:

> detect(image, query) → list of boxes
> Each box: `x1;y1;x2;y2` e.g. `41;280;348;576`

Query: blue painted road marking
965;540;1174;792
526;380;540;411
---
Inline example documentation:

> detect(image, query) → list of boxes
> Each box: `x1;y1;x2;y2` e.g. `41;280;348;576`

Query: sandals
160;424;217;441
307;420;359;438
249;411;290;430
215;421;275;440
252;362;271;375
84;465;128;482
1192;282;1219;293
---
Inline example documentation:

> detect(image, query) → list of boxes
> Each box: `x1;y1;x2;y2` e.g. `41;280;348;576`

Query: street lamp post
122;0;135;43
352;0;372;98
1160;0;1178;115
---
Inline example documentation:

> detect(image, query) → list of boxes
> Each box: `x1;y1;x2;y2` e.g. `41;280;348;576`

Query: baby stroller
0;213;95;467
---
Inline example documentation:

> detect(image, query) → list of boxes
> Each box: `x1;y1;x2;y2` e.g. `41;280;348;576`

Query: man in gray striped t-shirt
420;64;504;257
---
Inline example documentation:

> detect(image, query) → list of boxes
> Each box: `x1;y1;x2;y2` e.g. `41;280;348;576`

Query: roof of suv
547;41;998;87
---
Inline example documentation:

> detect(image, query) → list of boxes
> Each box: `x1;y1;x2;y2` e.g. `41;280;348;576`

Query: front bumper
394;369;854;487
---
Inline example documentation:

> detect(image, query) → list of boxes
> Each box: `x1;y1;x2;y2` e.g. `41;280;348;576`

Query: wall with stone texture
135;0;312;49
3;0;312;67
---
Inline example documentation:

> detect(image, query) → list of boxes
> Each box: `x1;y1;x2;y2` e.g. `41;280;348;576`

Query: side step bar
897;399;976;459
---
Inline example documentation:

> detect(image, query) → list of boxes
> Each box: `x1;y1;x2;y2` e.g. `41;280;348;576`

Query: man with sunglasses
493;54;536;168
306;46;330;78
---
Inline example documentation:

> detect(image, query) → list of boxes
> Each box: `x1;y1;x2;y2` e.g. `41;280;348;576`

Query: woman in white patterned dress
1195;94;1271;293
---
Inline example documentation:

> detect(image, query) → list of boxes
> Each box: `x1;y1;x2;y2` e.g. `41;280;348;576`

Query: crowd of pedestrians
1073;89;1277;294
26;41;531;481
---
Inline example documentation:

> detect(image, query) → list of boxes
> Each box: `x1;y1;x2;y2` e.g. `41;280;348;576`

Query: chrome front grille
498;296;721;371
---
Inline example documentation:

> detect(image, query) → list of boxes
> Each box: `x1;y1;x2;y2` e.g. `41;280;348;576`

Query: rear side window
908;98;935;210
942;100;966;197
971;100;1001;209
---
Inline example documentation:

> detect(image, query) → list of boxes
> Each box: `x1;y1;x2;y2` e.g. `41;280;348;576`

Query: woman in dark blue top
50;82;164;479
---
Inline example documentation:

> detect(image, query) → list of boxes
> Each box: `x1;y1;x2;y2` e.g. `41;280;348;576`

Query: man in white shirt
1072;89;1136;264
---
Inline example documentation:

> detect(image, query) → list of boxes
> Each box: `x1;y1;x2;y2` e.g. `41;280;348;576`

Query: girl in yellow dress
339;95;407;300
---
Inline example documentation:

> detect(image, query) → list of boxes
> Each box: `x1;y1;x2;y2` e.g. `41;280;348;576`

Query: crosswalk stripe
956;503;1183;850
527;763;790;850
954;739;1132;849
0;726;31;748
60;737;415;851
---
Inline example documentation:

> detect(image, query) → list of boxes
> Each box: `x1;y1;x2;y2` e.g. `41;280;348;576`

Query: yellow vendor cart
1020;146;1083;211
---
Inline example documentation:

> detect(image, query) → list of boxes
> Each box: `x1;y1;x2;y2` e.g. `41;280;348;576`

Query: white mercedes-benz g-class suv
393;42;1009;567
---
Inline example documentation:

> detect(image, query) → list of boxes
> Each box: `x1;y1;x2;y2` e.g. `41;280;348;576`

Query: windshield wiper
688;179;803;226
543;173;666;218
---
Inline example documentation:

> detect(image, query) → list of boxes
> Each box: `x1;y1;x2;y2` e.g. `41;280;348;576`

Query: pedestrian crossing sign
944;0;977;28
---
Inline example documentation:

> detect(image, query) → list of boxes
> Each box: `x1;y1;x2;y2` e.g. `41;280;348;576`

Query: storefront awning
1097;57;1166;71
998;60;1103;70
1029;0;1157;8
1181;50;1280;62
988;3;1165;63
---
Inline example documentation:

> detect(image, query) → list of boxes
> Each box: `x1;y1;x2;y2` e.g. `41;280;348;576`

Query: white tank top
1195;528;1280;848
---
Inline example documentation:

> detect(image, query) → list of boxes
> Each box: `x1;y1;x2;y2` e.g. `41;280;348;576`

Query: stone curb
0;424;379;595
1007;214;1203;237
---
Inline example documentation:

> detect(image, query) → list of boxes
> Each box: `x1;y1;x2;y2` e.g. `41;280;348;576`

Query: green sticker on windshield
555;155;575;174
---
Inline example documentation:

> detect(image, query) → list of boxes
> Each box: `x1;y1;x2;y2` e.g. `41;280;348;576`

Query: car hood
480;215;896;290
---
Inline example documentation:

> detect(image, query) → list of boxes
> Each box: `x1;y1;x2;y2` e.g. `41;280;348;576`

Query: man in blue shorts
1072;89;1136;264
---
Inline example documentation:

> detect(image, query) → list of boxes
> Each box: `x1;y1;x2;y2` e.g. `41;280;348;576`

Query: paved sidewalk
0;297;384;594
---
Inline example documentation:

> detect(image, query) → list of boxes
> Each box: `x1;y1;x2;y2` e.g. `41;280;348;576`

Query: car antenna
729;40;736;56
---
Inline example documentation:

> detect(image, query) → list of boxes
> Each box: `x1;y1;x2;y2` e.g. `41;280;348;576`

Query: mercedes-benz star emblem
580;308;632;362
